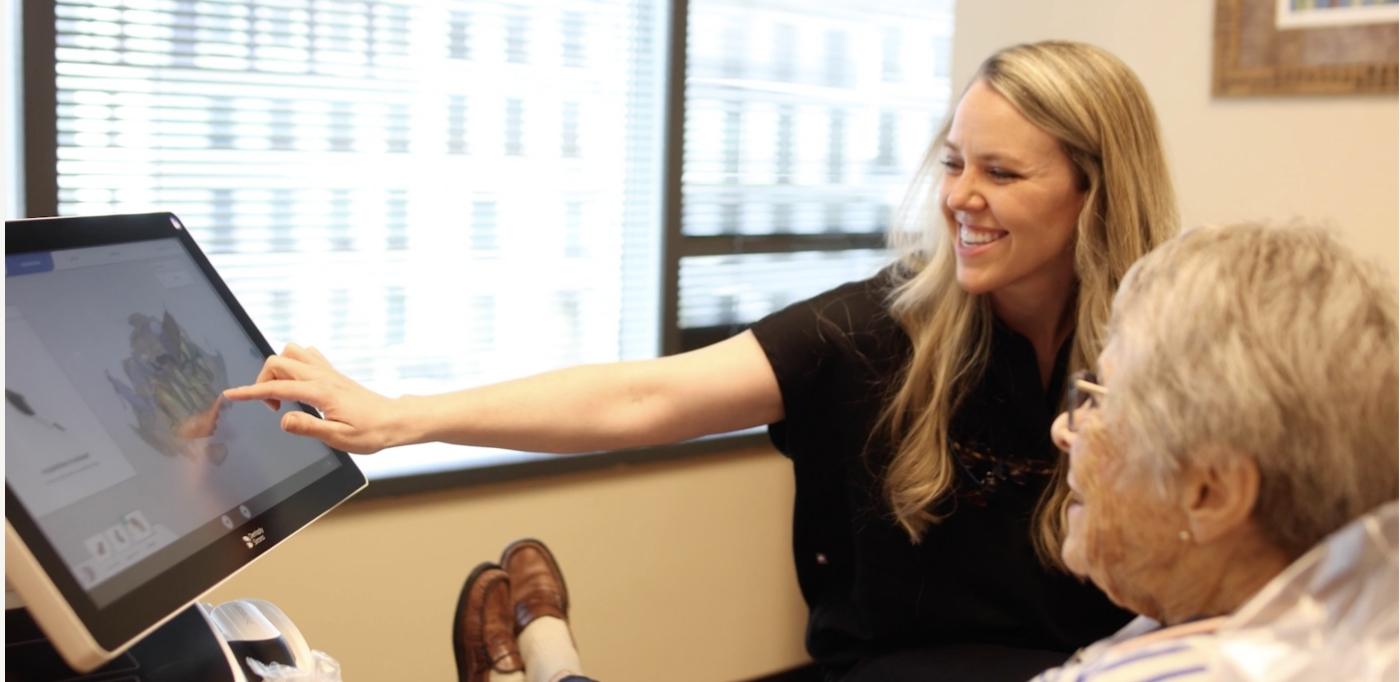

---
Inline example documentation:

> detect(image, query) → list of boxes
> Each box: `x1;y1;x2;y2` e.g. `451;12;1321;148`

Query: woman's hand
223;343;402;454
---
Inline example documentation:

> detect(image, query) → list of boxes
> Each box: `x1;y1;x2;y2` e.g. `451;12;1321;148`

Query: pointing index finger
223;380;326;412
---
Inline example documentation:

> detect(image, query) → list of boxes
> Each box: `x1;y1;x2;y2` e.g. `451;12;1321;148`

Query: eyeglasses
1065;370;1108;433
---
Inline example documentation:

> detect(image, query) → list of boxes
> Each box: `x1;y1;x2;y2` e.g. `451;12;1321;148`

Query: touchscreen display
6;237;341;608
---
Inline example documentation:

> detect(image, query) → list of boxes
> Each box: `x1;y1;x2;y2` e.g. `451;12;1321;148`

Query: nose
943;171;985;213
1051;410;1075;454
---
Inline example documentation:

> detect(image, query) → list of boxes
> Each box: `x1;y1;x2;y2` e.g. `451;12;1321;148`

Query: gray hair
1105;222;1398;558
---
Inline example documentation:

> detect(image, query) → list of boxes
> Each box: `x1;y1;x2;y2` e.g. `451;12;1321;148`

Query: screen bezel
5;212;366;650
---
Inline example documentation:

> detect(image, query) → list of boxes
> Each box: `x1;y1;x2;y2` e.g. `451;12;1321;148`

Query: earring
1178;529;1191;542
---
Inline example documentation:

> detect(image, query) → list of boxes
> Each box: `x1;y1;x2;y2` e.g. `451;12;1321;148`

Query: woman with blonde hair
226;41;1178;680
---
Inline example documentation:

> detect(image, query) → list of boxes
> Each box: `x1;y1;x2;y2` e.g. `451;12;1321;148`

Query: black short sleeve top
749;269;1132;676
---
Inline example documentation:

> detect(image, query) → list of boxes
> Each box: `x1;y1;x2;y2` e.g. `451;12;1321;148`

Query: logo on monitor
242;528;266;549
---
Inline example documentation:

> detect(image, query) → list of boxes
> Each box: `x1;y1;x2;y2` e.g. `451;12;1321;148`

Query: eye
938;157;964;174
987;167;1022;181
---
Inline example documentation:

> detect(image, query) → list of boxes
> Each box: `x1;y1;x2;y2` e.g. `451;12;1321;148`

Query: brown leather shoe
500;538;570;633
452;563;524;682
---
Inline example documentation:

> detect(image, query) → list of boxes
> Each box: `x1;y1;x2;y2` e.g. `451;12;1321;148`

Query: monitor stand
5;603;244;682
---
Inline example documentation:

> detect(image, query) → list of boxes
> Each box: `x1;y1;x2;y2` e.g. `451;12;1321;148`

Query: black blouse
749;270;1131;681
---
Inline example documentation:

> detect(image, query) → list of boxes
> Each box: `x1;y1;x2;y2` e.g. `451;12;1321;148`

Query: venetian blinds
678;0;954;349
47;0;667;477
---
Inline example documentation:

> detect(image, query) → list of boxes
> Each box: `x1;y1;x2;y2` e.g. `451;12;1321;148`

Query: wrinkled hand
223;343;399;454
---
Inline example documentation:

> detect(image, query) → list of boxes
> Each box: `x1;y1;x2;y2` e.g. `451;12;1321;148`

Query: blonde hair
1106;222;1399;558
880;41;1178;562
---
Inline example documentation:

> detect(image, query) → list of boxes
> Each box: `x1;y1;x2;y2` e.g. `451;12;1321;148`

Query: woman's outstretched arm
223;330;783;455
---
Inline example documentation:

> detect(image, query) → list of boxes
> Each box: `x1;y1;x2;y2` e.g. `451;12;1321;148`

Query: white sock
488;670;525;682
517;616;583;682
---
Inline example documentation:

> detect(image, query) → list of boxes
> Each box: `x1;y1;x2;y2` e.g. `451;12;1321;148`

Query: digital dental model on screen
5;213;366;673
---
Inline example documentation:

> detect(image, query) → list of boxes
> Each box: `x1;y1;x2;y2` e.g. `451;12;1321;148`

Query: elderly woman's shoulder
1209;501;1398;681
1040;502;1399;682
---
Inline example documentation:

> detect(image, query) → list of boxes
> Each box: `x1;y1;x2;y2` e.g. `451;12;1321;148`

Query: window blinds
679;0;954;334
48;0;667;476
39;0;953;478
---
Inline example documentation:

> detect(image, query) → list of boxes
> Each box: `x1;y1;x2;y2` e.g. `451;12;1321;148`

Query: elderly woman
1039;222;1398;681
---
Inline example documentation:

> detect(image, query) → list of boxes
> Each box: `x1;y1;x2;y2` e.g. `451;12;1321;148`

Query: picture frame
1213;0;1398;96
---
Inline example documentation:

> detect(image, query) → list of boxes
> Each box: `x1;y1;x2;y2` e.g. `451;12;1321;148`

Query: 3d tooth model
107;311;232;464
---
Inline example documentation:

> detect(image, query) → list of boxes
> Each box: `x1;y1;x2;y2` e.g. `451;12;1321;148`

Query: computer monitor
5;212;366;672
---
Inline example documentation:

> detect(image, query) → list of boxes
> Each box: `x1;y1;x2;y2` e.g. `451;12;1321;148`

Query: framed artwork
1213;0;1399;95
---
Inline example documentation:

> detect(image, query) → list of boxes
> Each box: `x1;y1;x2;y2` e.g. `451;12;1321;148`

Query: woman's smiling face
939;80;1086;301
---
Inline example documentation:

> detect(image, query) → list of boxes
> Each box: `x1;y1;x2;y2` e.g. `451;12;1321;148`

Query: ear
1177;448;1261;544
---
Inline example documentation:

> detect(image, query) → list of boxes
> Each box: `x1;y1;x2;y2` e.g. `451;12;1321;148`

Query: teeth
960;225;1006;246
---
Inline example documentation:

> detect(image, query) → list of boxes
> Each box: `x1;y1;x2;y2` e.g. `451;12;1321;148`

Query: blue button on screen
6;253;55;277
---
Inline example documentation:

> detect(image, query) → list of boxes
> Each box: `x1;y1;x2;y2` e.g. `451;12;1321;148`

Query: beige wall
210;4;1399;682
954;0;1399;274
210;446;810;681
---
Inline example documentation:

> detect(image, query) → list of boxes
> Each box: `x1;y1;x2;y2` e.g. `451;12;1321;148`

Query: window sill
346;428;774;503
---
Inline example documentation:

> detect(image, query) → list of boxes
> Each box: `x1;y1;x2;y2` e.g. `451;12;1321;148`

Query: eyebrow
940;141;1026;167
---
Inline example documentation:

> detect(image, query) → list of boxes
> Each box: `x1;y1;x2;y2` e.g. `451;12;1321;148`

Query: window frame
18;0;903;500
